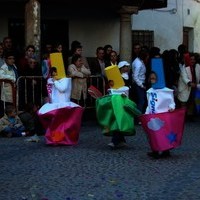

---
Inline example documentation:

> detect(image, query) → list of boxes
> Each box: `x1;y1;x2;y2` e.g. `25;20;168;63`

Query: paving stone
0;117;200;200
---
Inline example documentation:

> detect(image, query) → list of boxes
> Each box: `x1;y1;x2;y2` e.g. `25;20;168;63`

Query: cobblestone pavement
0;115;200;200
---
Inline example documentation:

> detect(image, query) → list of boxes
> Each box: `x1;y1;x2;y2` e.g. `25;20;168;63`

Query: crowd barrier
0;79;17;110
0;75;105;113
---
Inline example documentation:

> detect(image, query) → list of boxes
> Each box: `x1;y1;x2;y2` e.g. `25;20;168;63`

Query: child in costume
38;53;84;145
139;58;186;159
96;63;141;149
145;71;175;158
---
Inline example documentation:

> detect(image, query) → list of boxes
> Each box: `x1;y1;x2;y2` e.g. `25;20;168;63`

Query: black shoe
186;115;196;122
147;151;160;159
160;150;171;158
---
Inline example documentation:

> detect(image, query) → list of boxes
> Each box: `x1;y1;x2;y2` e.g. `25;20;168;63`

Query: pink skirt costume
139;87;186;151
38;77;84;145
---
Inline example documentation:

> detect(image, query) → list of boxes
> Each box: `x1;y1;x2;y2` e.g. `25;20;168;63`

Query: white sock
21;132;26;136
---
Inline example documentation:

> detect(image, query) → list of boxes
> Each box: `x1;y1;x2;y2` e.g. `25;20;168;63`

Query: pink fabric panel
38;106;84;145
139;108;186;151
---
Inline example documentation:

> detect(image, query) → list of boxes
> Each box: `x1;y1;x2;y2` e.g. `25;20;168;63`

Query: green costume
96;94;141;136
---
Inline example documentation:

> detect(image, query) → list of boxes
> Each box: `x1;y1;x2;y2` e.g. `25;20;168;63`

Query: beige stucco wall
0;3;120;57
0;17;8;40
68;18;120;57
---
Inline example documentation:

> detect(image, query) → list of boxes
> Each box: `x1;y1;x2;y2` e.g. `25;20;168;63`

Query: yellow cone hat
50;53;66;79
105;65;125;89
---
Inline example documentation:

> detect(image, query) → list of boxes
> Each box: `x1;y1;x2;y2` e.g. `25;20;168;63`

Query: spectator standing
68;40;81;58
2;37;13;54
0;51;18;117
0;43;5;67
68;44;89;69
103;44;113;64
52;42;68;72
18;45;36;76
162;49;180;102
132;50;149;114
132;43;141;61
18;57;42;110
89;46;107;95
177;53;200;121
67;54;91;106
177;44;188;65
90;47;105;76
105;50;119;67
3;36;20;64
54;43;63;53
42;43;53;60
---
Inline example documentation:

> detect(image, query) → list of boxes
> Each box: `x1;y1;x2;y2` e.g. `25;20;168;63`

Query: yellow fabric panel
105;65;124;89
50;53;66;79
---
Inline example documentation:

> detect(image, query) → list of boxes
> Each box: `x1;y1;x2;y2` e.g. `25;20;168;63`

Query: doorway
41;19;69;56
183;27;194;52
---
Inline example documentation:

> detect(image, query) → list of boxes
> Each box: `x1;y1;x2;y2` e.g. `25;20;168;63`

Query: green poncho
96;94;141;136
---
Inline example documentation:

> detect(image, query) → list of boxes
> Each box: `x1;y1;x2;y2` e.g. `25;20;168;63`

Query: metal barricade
14;75;105;111
0;79;16;117
16;76;47;112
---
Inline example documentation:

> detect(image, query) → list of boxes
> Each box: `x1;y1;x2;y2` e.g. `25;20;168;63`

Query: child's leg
111;131;126;146
12;126;26;137
1;127;13;137
147;151;160;159
160;150;171;158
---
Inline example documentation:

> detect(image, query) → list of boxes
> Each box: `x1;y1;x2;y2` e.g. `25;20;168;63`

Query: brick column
25;0;41;59
118;6;138;63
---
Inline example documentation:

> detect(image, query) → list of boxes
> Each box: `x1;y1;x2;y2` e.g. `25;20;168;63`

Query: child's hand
121;93;127;98
9;124;14;128
14;124;22;128
108;80;114;88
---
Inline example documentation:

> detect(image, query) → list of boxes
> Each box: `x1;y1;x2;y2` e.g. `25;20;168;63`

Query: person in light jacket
177;53;200;120
0;51;18;117
67;54;91;106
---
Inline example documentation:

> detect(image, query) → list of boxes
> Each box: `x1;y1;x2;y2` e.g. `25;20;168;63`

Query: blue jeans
133;83;146;113
3;125;25;137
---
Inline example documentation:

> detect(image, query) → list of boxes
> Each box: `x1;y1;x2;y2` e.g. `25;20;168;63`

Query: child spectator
19;102;44;136
118;61;132;88
0;105;27;137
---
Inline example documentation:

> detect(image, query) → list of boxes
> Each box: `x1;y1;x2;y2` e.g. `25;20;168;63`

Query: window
8;19;25;52
132;30;154;49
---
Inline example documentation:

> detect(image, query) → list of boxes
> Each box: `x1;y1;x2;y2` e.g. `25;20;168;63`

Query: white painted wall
131;0;200;53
